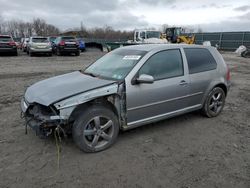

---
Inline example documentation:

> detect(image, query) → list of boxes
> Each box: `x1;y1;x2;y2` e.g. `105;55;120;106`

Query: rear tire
72;105;119;153
202;87;225;118
29;52;33;57
75;51;80;56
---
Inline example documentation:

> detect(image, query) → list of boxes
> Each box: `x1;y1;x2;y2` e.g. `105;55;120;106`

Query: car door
125;48;190;126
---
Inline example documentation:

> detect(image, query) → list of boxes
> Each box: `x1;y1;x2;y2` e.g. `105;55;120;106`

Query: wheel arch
213;83;228;96
68;94;120;123
201;82;228;107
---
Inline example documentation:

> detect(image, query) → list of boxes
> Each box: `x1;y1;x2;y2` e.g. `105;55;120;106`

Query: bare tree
0;15;3;33
46;24;60;36
33;18;46;36
5;20;18;37
161;24;169;32
17;21;26;37
79;21;88;37
26;22;33;37
197;27;203;33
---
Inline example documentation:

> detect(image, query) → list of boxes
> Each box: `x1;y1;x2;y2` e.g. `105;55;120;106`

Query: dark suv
0;35;18;56
53;36;80;56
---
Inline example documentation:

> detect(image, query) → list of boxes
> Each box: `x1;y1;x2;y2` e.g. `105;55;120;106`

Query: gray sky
0;0;250;32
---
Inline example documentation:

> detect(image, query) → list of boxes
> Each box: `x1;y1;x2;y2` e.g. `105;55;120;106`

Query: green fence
193;32;250;51
82;32;250;51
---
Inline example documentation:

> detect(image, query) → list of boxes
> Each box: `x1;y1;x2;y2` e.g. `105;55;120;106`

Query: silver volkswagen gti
21;44;231;152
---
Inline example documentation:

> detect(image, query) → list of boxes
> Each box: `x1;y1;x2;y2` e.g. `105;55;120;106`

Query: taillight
226;66;230;81
9;41;16;46
59;41;65;46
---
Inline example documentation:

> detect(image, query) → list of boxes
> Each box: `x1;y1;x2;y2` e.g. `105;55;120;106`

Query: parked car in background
21;38;29;52
0;35;18;56
13;38;22;49
27;36;52;56
52;36;80;56
21;44;230;152
48;36;57;43
77;38;86;52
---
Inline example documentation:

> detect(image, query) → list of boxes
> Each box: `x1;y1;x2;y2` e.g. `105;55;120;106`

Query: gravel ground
0;50;249;188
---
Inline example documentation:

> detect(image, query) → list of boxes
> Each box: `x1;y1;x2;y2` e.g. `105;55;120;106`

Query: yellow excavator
165;27;195;44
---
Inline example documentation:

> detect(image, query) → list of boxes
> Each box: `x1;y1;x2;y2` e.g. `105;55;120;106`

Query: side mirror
136;74;154;84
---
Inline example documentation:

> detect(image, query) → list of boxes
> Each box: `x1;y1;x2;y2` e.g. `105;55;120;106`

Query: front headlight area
24;103;65;137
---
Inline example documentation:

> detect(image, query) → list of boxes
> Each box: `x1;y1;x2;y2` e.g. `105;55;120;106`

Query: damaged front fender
54;83;119;118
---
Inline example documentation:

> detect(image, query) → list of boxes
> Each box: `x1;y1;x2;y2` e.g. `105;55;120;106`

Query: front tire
72;105;119;153
202;87;225;118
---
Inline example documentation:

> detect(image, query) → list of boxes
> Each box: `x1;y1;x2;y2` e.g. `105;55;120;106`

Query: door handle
179;80;188;86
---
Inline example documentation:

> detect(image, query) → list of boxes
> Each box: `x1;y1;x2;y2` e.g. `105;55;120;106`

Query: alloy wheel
83;116;114;149
208;90;224;115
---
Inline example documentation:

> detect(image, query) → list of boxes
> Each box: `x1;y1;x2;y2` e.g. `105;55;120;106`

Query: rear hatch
62;37;78;49
32;37;50;49
0;36;16;49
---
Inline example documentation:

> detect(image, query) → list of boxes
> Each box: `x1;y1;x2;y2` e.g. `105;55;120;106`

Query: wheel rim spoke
212;95;217;101
84;116;114;149
101;120;113;131
84;129;95;136
93;117;101;128
218;101;223;106
214;104;218;112
209;102;215;109
91;135;99;147
216;93;221;100
101;132;112;141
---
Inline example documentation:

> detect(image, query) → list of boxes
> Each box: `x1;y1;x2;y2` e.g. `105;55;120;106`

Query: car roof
31;36;47;38
60;36;75;38
120;44;215;52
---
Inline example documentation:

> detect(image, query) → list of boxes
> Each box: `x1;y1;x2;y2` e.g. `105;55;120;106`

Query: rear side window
139;49;184;80
184;48;217;74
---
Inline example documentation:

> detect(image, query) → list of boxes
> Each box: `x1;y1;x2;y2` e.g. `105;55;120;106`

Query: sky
0;0;250;32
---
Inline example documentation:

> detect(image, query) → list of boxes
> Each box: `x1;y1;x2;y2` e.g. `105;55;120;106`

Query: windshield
146;31;161;39
49;37;56;42
175;28;182;36
0;36;12;42
84;48;147;80
32;38;48;43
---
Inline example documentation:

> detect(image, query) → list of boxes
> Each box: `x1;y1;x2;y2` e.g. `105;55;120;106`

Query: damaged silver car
21;44;230;152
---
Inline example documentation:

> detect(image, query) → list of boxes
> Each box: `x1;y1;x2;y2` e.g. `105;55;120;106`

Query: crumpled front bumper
21;98;28;113
20;98;65;137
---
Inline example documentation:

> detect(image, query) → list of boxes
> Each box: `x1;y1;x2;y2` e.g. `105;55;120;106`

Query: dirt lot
0;50;249;188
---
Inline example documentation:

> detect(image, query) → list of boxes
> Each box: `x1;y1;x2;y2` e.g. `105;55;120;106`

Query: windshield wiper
83;71;97;77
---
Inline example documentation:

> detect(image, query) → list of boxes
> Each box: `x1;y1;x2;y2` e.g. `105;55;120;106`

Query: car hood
25;71;116;106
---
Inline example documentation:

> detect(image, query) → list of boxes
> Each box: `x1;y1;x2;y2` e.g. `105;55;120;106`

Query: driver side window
139;49;184;80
